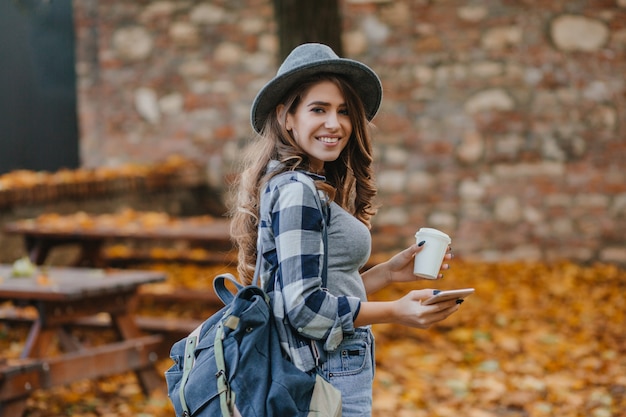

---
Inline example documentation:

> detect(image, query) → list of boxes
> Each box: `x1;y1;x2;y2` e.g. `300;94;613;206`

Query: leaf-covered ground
3;260;624;417
370;260;626;417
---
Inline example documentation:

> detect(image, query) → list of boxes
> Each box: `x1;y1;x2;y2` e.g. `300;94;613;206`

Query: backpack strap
178;272;240;417
213;273;244;304
319;192;329;288
179;322;203;416
214;323;236;416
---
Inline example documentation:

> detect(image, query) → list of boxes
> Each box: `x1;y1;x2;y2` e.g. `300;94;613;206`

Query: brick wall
73;0;626;265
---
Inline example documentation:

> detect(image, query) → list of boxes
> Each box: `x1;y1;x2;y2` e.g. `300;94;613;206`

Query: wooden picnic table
0;265;166;416
2;211;232;267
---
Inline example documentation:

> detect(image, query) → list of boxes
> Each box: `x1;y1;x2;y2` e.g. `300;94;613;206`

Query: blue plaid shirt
257;167;362;372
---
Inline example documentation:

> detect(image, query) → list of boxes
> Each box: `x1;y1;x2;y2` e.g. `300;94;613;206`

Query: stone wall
72;0;626;265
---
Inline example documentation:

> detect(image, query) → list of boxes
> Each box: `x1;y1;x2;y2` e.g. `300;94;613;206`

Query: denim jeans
318;327;375;417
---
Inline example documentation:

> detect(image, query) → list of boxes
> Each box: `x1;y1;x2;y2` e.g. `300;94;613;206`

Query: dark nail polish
433;290;441;295
456;299;464;305
418;240;426;247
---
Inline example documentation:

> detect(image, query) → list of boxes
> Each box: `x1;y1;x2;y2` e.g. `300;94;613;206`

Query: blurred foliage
370;260;625;417
1;260;623;416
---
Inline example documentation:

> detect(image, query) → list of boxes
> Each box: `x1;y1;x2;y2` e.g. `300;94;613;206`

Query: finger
410;289;438;301
419;303;460;327
400;243;425;264
441;303;461;315
429;299;458;310
412;242;426;255
429;302;461;319
424;300;457;313
398;244;422;261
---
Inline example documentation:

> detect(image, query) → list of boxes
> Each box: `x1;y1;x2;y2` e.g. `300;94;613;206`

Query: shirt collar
267;160;327;182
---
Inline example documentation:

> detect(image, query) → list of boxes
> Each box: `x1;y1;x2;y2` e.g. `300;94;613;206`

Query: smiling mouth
317;136;339;144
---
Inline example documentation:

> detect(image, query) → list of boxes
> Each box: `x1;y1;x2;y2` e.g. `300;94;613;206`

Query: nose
325;112;340;130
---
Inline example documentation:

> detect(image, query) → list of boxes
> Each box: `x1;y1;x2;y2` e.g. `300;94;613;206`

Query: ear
276;104;292;131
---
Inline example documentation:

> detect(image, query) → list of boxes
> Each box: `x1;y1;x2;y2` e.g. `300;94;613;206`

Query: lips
317;136;339;144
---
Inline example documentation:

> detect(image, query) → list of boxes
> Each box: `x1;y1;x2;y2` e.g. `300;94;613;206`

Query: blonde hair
229;74;378;284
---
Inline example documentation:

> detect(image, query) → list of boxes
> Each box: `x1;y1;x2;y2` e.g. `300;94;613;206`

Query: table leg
110;312;163;394
20;319;41;359
24;237;52;266
58;325;83;352
74;240;105;267
21;320;57;359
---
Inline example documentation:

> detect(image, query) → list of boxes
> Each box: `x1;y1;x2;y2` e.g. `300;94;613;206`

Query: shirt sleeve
268;176;361;351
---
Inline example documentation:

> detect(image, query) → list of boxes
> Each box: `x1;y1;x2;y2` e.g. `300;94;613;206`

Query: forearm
361;243;426;294
354;290;461;329
361;263;391;294
353;300;397;327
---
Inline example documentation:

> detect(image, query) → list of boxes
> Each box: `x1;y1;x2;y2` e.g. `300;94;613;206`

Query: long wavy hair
229;73;378;284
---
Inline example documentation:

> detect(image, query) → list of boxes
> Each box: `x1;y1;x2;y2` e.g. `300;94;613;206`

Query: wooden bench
38;334;164;390
0;359;45;417
0;309;204;360
0;265;168;416
0;335;163;416
73;315;203;358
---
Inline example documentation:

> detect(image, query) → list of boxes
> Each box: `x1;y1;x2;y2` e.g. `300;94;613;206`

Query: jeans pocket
321;333;375;417
326;338;370;377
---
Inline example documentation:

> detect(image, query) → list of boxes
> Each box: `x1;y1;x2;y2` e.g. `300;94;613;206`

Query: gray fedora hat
250;43;382;133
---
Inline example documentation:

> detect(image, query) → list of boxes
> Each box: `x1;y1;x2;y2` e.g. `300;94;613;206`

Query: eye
339;108;349;116
311;107;325;113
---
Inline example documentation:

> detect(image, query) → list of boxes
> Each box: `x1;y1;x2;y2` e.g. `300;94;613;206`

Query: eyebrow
306;100;347;108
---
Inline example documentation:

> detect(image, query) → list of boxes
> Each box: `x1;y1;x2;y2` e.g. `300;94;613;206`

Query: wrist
353;301;397;327
384;262;394;285
389;299;401;324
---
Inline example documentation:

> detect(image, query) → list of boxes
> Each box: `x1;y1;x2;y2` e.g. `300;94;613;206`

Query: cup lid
415;227;451;243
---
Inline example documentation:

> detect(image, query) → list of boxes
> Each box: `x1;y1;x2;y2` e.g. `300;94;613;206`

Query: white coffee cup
413;227;451;279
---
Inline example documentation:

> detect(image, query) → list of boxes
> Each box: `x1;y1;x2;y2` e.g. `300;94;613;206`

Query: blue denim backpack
165;176;341;416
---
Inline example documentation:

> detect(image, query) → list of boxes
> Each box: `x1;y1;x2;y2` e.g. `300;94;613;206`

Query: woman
230;43;461;416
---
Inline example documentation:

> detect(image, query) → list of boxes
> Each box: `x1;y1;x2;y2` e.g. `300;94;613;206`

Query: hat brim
251;58;382;134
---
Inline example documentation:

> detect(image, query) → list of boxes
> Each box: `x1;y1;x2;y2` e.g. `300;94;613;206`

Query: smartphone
422;288;475;305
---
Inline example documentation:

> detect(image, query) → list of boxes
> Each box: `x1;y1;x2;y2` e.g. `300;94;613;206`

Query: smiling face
282;80;353;173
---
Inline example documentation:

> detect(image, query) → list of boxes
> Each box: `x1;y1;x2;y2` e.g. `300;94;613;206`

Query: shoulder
262;171;327;216
266;170;317;192
264;171;320;202
263;161;324;198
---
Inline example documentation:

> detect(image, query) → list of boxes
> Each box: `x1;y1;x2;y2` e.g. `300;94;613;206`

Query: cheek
341;138;351;152
291;121;314;141
342;120;353;137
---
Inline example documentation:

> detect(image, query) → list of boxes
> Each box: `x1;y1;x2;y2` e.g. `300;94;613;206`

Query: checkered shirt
257;168;362;372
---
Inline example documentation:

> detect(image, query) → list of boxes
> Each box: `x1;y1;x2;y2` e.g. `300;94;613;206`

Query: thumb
410;289;438;301
404;242;425;259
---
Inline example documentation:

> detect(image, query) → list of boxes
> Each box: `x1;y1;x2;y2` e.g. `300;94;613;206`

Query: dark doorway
0;0;79;174
272;0;343;62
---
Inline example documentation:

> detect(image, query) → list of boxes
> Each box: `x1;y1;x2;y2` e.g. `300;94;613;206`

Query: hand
386;243;452;284
361;243;452;294
392;289;460;329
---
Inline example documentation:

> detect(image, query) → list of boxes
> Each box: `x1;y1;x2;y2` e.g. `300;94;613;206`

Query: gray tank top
325;201;371;301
